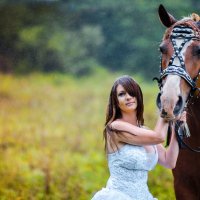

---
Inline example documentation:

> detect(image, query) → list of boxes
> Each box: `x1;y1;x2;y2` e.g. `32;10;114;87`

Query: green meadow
0;71;175;200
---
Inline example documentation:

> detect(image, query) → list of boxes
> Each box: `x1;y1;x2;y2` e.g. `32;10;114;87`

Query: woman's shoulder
107;119;123;131
111;120;146;129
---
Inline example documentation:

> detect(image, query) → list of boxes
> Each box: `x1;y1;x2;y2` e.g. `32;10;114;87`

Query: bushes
0;72;175;199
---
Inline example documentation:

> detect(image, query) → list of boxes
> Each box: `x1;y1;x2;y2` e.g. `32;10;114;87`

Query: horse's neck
188;95;200;126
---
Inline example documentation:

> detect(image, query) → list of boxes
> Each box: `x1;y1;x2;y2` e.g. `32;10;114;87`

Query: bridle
155;24;200;90
154;23;200;152
160;25;200;88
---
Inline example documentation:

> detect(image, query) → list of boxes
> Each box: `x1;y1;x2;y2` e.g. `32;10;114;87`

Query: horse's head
156;5;200;121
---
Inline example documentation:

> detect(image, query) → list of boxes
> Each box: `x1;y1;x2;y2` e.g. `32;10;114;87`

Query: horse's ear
158;4;177;28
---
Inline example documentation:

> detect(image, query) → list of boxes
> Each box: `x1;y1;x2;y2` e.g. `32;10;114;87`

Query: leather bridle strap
160;25;199;89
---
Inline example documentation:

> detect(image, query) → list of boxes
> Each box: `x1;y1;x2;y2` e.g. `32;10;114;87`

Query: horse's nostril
156;92;162;110
161;108;167;116
174;95;183;115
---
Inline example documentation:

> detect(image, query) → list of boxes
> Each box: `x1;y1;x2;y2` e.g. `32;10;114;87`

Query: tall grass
0;71;175;199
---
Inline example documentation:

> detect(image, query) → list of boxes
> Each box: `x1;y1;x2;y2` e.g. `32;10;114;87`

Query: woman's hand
179;111;187;123
176;111;187;123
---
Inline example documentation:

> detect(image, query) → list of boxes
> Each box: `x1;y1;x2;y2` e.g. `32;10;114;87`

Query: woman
91;75;186;200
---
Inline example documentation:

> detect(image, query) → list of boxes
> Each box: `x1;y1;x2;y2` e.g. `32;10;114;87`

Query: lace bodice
91;144;158;200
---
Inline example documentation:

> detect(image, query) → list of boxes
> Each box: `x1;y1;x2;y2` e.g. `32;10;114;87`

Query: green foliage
19;26;44;46
0;72;175;199
0;1;199;77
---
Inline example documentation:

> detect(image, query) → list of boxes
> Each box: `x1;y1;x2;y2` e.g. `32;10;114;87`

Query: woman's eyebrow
117;90;126;93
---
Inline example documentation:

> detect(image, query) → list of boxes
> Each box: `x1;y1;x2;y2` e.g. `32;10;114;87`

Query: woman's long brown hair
103;75;144;152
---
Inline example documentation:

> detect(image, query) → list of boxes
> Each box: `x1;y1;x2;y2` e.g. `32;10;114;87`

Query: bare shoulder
110;119;136;127
109;119;124;130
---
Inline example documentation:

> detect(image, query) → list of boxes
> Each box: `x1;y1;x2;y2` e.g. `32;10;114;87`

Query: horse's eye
159;44;167;54
193;45;200;56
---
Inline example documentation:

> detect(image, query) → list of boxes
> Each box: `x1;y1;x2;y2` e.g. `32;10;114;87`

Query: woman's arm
156;127;179;169
110;116;168;145
157;111;186;169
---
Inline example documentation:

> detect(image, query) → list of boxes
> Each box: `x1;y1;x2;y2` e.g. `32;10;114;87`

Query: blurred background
0;0;199;199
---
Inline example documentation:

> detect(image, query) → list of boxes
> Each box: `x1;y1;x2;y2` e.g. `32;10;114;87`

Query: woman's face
116;84;137;113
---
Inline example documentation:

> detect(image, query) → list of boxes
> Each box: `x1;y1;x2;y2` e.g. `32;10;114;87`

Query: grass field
0;71;175;199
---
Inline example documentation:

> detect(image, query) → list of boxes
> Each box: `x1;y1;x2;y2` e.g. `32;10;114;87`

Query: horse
156;5;200;200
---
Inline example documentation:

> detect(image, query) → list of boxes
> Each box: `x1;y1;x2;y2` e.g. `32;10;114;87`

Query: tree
0;0;197;78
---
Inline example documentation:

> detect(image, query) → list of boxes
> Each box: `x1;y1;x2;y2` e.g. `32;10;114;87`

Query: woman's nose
126;93;132;99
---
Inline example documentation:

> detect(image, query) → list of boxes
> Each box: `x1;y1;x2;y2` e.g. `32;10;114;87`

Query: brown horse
156;5;200;200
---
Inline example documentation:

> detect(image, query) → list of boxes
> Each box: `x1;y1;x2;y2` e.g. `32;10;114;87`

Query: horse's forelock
191;13;200;22
180;13;200;22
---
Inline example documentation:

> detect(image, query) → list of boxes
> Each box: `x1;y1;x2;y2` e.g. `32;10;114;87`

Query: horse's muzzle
156;92;183;118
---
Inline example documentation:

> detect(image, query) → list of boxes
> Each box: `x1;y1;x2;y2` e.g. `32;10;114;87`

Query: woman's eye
118;92;125;97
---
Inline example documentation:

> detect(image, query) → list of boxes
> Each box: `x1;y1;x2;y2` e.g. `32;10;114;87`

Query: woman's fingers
179;111;187;122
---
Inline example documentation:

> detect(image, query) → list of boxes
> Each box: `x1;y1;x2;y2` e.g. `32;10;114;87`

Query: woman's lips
126;102;134;106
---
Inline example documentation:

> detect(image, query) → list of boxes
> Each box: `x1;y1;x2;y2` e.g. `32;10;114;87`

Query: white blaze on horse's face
161;75;181;118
